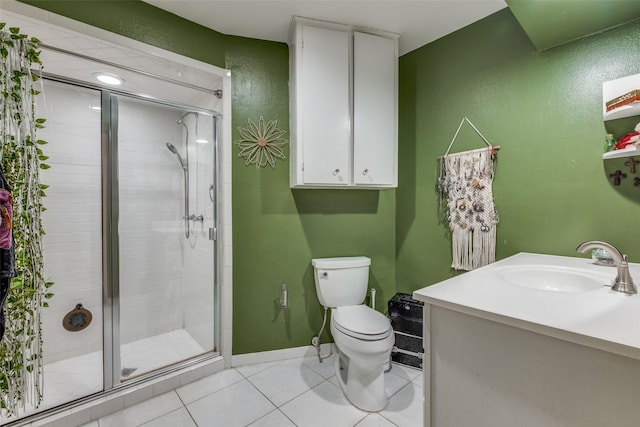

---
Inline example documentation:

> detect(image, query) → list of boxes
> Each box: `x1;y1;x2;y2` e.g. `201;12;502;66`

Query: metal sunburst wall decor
234;116;288;169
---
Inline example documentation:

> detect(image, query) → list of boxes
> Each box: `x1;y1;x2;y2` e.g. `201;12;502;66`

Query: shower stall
0;6;231;424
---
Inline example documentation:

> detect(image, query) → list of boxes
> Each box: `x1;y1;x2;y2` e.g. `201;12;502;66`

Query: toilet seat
332;305;392;341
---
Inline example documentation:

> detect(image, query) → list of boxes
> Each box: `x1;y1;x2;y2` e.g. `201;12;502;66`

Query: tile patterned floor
79;354;423;427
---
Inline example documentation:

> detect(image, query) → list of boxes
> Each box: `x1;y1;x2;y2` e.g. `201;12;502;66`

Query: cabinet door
353;32;397;186
300;25;351;185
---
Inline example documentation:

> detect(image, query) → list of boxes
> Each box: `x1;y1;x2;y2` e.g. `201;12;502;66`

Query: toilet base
334;348;388;412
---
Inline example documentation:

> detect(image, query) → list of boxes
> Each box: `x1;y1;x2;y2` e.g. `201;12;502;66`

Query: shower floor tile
78;358;423;427
120;329;205;379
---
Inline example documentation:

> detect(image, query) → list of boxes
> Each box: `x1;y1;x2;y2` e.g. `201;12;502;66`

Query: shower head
166;142;187;169
166;142;178;154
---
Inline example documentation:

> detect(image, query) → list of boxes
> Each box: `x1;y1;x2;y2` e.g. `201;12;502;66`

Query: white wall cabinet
289;17;398;188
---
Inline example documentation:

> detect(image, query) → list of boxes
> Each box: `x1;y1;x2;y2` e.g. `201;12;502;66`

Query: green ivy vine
0;23;53;416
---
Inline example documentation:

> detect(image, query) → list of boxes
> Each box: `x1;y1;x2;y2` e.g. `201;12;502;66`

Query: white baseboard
231;343;333;367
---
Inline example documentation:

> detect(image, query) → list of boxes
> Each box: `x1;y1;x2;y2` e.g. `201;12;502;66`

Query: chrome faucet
576;241;637;295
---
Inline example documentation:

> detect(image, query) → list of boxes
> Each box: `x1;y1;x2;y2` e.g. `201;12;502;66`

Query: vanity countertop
413;252;640;360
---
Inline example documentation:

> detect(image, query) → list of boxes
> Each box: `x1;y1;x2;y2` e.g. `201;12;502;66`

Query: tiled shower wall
39;81;103;364
119;102;215;350
39;80;216;364
118;98;186;345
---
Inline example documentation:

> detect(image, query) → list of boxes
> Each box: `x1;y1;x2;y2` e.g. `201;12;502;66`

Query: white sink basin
497;265;608;292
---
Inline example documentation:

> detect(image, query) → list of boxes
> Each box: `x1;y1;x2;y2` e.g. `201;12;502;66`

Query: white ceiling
143;0;507;55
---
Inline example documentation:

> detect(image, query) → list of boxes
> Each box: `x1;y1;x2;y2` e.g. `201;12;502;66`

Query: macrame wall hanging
437;117;500;271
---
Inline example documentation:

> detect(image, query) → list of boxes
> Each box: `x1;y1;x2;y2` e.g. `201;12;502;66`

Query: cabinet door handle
332;168;340;175
362;169;369;176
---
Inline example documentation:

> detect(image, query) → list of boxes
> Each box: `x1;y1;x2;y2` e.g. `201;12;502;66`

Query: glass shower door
115;95;216;381
32;80;104;417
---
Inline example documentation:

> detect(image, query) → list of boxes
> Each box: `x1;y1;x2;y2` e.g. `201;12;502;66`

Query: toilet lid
333;305;391;340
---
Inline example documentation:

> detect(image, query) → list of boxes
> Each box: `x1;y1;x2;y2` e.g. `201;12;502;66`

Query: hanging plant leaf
0;22;51;415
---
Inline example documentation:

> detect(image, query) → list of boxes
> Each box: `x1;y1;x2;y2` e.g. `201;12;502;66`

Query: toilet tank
312;256;370;308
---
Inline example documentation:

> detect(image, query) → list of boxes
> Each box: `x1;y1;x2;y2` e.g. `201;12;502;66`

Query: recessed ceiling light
93;72;125;86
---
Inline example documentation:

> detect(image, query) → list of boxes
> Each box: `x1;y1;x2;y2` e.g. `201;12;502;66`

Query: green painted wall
19;1;397;355
225;36;396;354
396;9;640;292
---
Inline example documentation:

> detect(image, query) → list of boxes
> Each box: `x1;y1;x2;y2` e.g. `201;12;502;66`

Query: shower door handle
209;184;215;202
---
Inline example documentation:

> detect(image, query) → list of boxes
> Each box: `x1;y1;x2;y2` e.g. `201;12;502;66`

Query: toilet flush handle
321;272;328;278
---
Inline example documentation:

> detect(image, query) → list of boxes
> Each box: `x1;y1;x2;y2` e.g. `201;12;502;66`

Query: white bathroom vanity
413;252;640;427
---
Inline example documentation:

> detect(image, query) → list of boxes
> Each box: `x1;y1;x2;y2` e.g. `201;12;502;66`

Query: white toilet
312;256;394;412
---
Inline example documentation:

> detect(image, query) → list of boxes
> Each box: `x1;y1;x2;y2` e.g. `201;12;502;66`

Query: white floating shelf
603;73;640;121
602;146;640;159
603;103;640;121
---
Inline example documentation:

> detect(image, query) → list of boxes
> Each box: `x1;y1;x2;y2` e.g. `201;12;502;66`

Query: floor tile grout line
300;354;336;380
278;379;369;427
352;413;397;427
174;388;200;427
135;406;187;427
387;364;422;381
377;411;402;427
387;378;415;401
173;370;246;408
242;375;281;422
234;359;287;380
278;407;300;427
244;369;330;411
242;408;299;427
95;390;184;427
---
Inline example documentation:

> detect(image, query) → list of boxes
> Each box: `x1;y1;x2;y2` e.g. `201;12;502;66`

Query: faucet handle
612;255;637;295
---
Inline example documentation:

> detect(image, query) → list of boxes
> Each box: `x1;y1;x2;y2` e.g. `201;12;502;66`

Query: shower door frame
43;72;222;392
